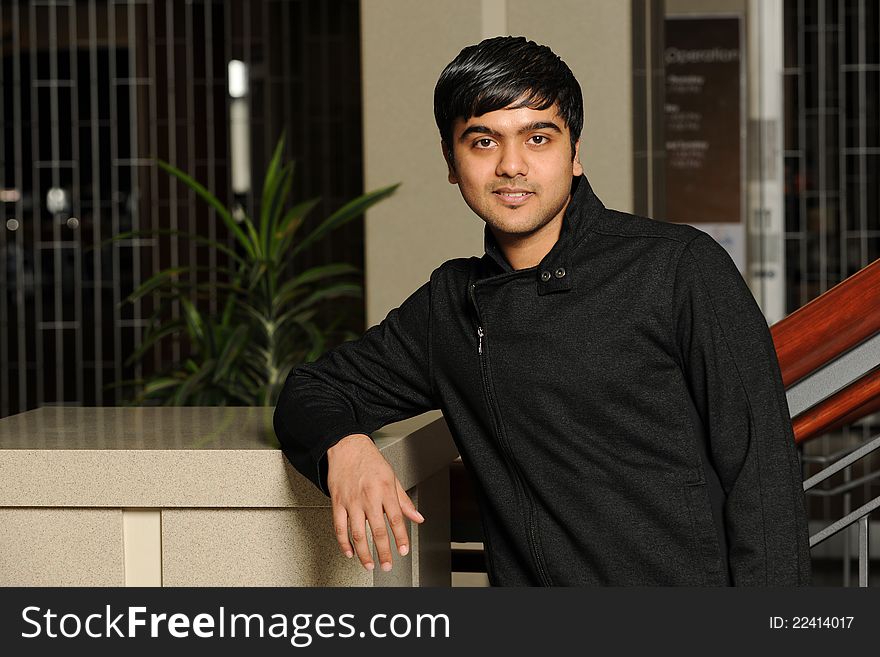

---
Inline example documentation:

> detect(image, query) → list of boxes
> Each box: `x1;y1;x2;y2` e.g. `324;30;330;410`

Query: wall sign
665;15;745;269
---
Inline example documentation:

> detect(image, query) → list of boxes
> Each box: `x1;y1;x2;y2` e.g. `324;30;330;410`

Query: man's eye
474;138;494;148
530;135;548;145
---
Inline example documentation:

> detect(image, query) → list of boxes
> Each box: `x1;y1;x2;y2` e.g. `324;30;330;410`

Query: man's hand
326;433;425;572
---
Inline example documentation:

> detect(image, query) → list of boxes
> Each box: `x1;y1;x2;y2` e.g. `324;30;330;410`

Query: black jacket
273;174;812;586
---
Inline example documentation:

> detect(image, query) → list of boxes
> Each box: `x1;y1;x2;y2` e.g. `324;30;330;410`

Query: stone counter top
0;406;457;508
0;406;458;586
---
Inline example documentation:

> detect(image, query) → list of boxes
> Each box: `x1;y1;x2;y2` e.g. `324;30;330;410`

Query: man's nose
495;143;528;178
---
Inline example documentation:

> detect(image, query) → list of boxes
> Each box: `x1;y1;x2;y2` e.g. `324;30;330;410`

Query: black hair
434;36;583;161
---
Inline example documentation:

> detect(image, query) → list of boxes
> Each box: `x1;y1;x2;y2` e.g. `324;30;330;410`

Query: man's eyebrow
519;121;562;134
458;121;563;142
459;125;501;141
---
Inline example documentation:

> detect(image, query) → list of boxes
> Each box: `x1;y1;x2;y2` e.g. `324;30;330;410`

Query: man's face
442;102;583;240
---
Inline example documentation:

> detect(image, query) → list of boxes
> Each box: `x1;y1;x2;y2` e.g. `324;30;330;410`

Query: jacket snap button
540;270;551;282
555;267;566;278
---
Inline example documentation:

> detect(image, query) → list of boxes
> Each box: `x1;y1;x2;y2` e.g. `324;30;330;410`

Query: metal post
746;0;786;322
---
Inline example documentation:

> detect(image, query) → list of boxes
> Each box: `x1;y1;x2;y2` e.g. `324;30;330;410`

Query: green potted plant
104;136;398;410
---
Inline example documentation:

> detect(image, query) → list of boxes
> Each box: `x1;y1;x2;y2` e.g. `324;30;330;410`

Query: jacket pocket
682;480;727;586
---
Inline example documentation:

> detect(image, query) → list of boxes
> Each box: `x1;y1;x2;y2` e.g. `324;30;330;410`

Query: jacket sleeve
672;232;812;586
273;280;437;497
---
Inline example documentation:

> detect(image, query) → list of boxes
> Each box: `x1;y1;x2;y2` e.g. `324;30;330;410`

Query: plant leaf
157;159;256;259
121;264;243;309
272;263;360;311
179;297;207;347
260;136;288;257
213;324;251;383
95;227;247;267
291;183;400;258
173;358;216;405
144;378;183;397
119;267;191;307
123;318;186;367
278;282;362;326
269;164;294;257
274;197;320;245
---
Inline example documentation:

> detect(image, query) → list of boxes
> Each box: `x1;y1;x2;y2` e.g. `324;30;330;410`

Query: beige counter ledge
0;406;458;587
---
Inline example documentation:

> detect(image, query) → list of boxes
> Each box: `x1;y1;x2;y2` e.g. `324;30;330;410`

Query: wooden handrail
770;258;880;388
791;367;880;444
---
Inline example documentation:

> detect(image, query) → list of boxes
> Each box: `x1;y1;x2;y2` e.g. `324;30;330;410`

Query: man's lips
493;189;534;205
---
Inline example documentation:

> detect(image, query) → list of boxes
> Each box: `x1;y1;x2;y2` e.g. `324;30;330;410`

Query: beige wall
361;0;635;325
508;0;634;214
666;0;747;14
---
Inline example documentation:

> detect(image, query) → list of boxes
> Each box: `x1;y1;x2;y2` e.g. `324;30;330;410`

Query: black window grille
0;0;364;419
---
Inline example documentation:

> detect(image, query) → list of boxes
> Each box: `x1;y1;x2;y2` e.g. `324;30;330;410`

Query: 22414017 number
769;616;854;629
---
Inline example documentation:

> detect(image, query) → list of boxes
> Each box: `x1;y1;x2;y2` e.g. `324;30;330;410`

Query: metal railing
802;432;880;586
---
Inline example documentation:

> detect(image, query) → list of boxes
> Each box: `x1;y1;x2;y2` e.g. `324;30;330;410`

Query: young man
273;36;812;586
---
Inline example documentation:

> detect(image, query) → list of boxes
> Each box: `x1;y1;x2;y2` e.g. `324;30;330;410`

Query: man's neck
492;197;571;270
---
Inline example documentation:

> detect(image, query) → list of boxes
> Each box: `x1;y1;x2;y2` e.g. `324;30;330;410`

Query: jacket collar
480;173;605;295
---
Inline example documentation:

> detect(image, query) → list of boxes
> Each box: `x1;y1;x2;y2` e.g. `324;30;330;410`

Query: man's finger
365;505;394;572
396;479;425;523
332;500;353;558
348;508;374;570
384;491;411;557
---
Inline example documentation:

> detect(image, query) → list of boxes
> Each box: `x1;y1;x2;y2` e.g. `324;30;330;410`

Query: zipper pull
477;326;483;355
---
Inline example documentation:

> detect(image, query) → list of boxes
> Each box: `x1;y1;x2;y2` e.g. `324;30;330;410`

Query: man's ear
572;139;584;177
441;141;458;184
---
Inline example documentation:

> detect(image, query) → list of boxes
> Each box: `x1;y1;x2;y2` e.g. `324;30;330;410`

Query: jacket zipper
470;283;553;586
